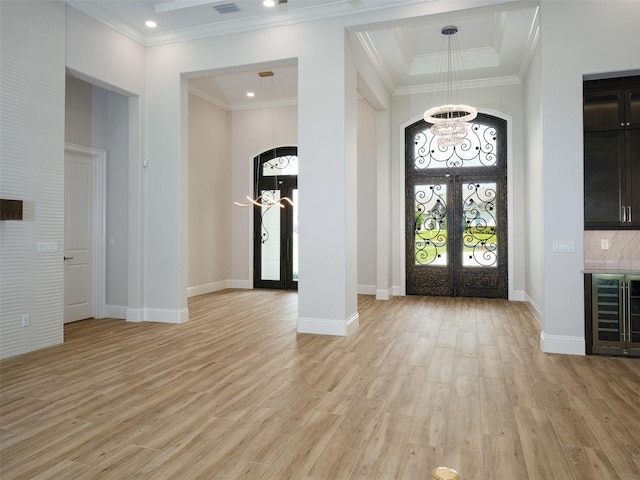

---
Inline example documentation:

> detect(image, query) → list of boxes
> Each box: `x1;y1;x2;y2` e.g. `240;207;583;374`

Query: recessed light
145;20;157;28
246;92;255;98
263;0;275;7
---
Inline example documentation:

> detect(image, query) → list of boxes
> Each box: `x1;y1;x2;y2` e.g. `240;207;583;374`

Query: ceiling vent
212;2;242;14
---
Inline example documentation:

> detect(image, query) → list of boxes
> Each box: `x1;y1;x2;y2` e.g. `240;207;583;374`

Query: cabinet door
584;90;625;131
627;129;640;226
584;131;624;227
627;276;640;352
592;275;625;352
625;87;640;128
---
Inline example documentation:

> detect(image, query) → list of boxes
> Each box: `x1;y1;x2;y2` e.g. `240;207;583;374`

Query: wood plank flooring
1;290;639;479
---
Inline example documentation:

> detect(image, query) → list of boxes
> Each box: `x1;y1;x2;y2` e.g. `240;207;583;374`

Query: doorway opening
405;114;508;298
253;146;298;290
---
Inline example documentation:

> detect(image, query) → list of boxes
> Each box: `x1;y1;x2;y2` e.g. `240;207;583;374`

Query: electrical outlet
22;314;29;327
601;238;609;250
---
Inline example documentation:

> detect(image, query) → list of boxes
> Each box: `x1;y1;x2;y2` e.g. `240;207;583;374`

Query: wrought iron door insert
405;114;507;298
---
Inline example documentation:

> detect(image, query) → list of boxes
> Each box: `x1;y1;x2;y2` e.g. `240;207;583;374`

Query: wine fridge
591;274;640;356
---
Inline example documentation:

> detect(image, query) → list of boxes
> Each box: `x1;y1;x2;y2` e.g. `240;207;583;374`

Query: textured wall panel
1;1;66;359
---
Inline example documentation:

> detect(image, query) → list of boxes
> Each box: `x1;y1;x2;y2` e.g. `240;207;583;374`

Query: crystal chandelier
424;26;477;147
235;71;294;208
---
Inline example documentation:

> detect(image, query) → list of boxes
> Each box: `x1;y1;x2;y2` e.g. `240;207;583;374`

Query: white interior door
64;151;94;323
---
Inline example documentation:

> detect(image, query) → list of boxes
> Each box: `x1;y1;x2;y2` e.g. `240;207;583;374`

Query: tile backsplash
584;230;640;270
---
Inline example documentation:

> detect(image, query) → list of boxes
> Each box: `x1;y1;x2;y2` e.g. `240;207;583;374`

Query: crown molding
393;75;521;96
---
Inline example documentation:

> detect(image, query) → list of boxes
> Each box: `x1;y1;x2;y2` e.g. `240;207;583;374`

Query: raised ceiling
66;0;538;109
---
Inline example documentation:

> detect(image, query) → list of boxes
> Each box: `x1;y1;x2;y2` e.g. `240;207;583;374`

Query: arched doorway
253;146;298;290
405;114;508;298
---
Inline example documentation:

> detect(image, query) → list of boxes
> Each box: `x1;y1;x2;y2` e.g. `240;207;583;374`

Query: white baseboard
510;289;526;301
126;308;143;322
105;304;127;319
523;292;543;328
376;287;393;300
297;312;359;336
229;279;252;289
540;331;585;355
126;307;188;324
187;280;230;298
358;284;376;295
392;285;404;296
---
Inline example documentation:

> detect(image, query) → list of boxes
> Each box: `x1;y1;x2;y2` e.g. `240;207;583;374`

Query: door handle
628;206;632;223
64;256;74;261
622;206;627;223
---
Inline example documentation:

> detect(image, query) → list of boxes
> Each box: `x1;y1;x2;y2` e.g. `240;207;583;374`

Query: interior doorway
63;144;106;322
253;146;298;290
405;114;508;298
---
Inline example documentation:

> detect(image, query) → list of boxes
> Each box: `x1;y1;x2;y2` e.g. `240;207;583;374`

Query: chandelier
423;26;477;147
235;71;294;208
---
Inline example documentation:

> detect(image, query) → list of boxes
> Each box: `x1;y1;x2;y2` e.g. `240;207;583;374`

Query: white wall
188;92;232;295
0;1;66;359
105;92;130;309
391;82;526;299
65;75;130;311
231;103;298;287
523;36;544;320
143;19;359;332
66;5;146;322
537;0;640;354
357;97;378;293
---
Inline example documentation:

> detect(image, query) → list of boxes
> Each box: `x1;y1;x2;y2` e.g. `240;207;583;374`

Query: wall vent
212;2;242;14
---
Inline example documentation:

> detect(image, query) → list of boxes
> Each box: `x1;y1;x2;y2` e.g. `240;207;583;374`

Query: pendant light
423;26;477;147
235;71;294;208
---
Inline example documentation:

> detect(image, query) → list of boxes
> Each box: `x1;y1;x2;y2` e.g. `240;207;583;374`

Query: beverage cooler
590;274;640;356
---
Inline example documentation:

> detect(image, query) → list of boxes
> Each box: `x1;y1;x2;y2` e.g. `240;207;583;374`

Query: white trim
143;308;189;324
393;285;404;297
105;304;127;319
358;284;376;295
187;280;230;298
376;288;393;300
511;289;526;301
125;307;188;323
297;312;359;336
126;308;143;322
540;331;585;356
64;143;107;320
230;279;252;289
524;291;542;327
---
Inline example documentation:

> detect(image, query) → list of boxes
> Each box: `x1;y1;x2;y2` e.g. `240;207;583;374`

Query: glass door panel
592;276;622;344
260;190;281;281
629;277;640;345
462;182;498;267
413;184;448;266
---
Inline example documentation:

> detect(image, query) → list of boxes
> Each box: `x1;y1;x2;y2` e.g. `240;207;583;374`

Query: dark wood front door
405;114;508;298
253;147;298;290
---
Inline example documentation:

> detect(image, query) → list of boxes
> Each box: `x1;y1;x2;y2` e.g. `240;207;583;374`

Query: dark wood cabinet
584;76;640;229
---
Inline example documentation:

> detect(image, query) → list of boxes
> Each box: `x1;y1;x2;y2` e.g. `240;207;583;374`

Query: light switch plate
552;240;575;252
36;242;59;253
601;238;609;250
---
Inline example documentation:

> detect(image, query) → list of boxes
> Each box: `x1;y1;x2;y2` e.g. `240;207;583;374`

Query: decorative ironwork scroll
414;184;447;266
462;182;497;267
414;123;497;170
259;190;279;245
262;155;298;176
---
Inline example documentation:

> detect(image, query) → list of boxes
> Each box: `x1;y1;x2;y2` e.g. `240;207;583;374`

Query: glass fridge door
592;274;625;353
626;275;640;354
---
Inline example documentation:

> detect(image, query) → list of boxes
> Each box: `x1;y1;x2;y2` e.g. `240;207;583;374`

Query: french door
253;147;298;290
405;114;508;298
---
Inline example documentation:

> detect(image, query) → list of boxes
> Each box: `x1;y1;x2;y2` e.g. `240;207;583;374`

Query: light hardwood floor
1;290;639;479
